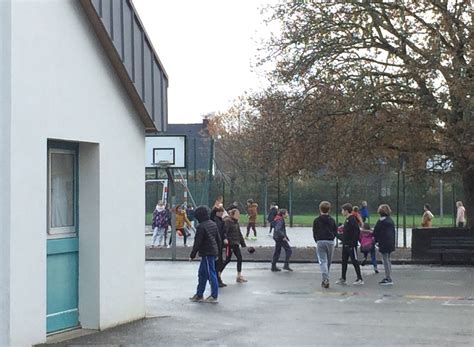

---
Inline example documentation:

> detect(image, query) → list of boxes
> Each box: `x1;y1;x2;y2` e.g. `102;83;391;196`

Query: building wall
7;0;146;345
0;1;12;345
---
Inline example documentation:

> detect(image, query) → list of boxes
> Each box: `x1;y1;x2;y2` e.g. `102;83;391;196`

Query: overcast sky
133;0;277;124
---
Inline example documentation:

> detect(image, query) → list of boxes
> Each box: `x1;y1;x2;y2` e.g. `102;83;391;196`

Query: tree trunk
461;167;474;228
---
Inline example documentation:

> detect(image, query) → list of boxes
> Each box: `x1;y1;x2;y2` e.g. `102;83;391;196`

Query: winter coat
223;217;246;247
272;215;288;242
247;203;258;223
360;206;369;219
342;214;360;247
373;216;396;253
190;219;220;258
152;207;168;229
176;210;191;229
214;216;226;249
312;214;337;242
267;207;278;223
421;210;434;227
359;228;375;252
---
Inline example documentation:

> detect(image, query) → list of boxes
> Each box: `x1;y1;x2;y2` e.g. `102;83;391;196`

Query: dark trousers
221;245;243;273
215;247;224;279
341;245;362;280
196;255;218;298
272;239;292;266
169;228;187;245
246;222;257;237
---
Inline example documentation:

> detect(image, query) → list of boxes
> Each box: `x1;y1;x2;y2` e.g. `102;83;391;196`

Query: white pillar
0;1;12;345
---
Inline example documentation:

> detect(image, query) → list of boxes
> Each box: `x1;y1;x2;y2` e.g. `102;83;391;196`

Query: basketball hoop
152;160;172;168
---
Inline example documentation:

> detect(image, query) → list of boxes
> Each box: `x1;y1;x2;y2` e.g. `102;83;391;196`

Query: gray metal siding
87;0;168;132
122;1;133;76
152;62;163;131
91;0;101;16
163;79;168;132
143;42;153;116
112;0;122;59
101;0;112;37
133;19;143;99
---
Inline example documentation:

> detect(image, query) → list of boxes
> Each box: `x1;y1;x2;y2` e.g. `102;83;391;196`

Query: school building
0;0;168;345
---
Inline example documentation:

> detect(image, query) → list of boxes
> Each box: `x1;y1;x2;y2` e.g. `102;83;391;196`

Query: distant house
167;119;212;172
0;0;168;345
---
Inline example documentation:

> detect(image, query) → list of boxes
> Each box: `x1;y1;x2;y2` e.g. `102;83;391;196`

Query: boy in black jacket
313;201;337;288
336;203;364;285
189;206;221;303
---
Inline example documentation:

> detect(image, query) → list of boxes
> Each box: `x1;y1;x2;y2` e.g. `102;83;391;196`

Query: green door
46;143;79;333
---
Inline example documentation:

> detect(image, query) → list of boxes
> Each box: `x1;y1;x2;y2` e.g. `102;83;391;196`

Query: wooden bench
426;236;474;264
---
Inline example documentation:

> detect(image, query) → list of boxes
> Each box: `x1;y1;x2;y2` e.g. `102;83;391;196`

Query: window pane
51;153;75;228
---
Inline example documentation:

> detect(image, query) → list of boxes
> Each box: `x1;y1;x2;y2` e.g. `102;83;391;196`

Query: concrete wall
7;0;146;345
0;1;12;345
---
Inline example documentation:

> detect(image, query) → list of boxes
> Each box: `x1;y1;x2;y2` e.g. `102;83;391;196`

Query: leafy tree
258;0;473;225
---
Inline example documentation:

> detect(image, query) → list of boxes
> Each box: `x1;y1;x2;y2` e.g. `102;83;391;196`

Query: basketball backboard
145;135;186;168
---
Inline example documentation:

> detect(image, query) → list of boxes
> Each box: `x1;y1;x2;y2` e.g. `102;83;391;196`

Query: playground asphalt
45;262;474;346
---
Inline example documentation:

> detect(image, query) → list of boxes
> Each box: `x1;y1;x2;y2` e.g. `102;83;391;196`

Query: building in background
0;0;168;345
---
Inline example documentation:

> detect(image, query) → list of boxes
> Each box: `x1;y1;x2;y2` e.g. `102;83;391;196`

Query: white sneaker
353;279;364;285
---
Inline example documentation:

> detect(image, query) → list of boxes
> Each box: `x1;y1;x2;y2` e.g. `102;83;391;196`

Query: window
48;148;77;236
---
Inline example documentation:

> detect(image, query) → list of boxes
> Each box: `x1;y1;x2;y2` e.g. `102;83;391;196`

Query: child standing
312;201;337;288
360;201;369;223
421;203;434;227
220;209;248;283
151;200;168;248
359;223;379;273
189;206;220;303
246;199;258;240
336;203;363;286
271;209;293;272
374;204;396;285
267;202;278;235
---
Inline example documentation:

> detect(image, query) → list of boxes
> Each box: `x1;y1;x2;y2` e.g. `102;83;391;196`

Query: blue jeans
363;246;378;268
316;240;335;281
196;256;218;298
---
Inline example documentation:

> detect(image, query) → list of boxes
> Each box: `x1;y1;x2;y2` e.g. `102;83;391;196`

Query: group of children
187;200;294;303
313;201;396;289
151;196;396;303
150;202;195;248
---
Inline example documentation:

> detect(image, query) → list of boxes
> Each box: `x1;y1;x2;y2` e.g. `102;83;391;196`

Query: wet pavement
47;262;474;346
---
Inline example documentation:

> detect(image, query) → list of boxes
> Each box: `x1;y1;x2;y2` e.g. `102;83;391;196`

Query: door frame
46;140;80;334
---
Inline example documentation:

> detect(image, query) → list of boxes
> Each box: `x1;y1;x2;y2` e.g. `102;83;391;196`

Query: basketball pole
165;167;177;261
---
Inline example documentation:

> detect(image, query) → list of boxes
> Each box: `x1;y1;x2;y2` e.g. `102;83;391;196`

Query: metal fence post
289;177;293;227
208;138;214;206
165;167;177;261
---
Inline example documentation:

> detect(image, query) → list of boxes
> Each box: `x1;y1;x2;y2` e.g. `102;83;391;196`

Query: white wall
0;1;12;345
8;0;146;345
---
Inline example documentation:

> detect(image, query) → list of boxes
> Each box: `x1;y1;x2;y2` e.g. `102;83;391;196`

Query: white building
0;0;168;345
